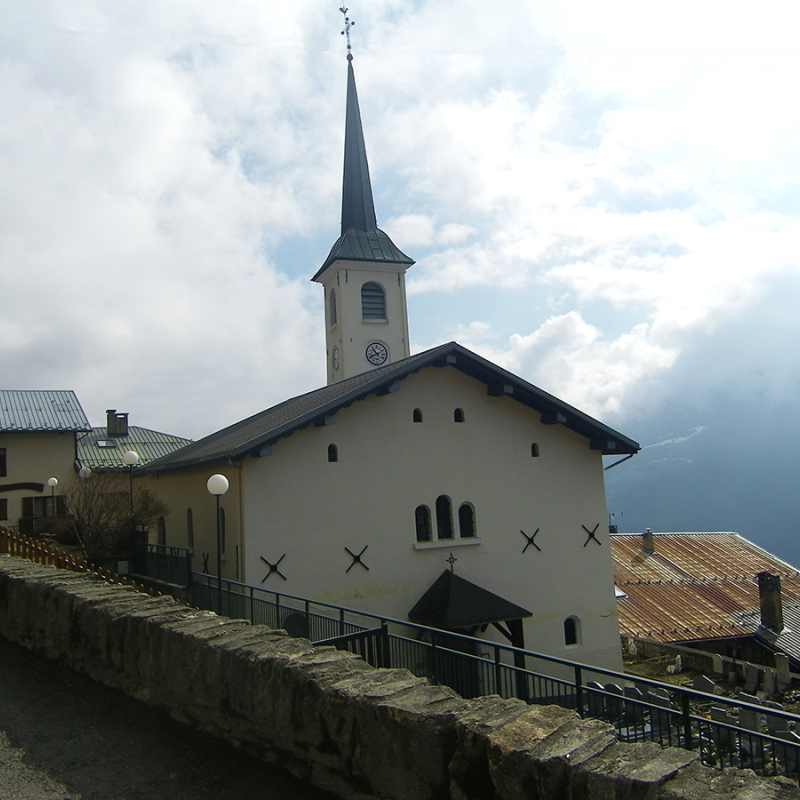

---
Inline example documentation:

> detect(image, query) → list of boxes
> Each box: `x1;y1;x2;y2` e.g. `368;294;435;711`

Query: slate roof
77;426;192;471
408;570;532;629
611;532;800;646
143;341;639;475
314;228;414;280
0;390;91;433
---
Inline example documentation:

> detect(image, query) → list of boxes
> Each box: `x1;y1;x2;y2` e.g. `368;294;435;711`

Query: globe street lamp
46;477;58;519
122;451;139;514
206;474;229;614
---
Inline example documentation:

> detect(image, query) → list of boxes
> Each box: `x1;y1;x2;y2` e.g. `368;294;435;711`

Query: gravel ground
0;635;337;800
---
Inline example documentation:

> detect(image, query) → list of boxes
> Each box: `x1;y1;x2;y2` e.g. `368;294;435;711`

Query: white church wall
241;366;623;672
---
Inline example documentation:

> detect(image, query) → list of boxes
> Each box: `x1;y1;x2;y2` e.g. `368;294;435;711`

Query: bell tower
312;20;414;385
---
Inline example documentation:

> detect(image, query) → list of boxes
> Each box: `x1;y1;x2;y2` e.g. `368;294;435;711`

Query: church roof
312;56;413;282
143;341;639;474
408;570;532;629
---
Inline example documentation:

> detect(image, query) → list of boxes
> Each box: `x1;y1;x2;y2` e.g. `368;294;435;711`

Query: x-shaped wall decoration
582;524;601;547
201;553;210;574
260;554;287;582
345;545;369;573
520;528;541;553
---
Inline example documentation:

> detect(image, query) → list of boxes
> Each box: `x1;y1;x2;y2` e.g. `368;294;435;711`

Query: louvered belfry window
361;282;386;320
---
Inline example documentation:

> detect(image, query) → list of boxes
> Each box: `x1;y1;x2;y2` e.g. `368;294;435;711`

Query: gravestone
761;668;777;700
712;652;725;675
777;730;800;774
623;686;645;730
586;681;605;719
738;694;761;732
764;700;789;736
710;706;735;753
744;662;760;694
775;653;791;690
693;674;715;694
604;683;625;723
647;689;672;740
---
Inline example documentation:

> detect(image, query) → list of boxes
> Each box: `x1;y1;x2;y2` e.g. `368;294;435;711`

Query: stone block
486;705;616;800
661;760;800;799
573;740;697;799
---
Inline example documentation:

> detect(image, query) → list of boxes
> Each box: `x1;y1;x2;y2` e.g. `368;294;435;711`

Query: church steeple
341;54;377;235
313;27;414;385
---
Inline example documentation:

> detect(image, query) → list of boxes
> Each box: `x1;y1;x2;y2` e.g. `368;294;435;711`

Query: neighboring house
77;409;192;472
144;53;640;673
611;530;800;668
0;390;91;533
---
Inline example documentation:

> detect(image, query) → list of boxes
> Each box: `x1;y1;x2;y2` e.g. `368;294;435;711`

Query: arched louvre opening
361;282;386;320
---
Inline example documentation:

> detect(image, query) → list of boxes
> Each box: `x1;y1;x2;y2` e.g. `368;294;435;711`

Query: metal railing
131;542;192;588
190;572;800;781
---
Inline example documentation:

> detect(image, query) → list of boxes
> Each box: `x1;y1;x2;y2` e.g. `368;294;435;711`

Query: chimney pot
107;410;129;437
757;571;784;633
642;527;654;554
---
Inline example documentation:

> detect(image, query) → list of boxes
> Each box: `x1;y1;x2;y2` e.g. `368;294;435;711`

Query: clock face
332;347;339;371
365;341;388;365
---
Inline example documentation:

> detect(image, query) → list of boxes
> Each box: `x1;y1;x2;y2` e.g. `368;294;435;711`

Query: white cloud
2;0;800;451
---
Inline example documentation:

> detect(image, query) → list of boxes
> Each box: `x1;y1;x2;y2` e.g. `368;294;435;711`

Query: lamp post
46;477;58;519
122;451;139;514
206;474;230;614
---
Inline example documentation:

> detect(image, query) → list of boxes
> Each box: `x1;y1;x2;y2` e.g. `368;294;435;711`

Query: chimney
642;528;654;555
106;409;129;437
758;572;784;633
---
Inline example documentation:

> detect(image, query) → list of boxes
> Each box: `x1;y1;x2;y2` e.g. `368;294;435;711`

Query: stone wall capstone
1;557;799;800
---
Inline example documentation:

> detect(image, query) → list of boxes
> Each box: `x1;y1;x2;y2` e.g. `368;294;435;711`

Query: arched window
413;408;423;423
220;508;226;554
328;444;338;462
329;289;337;326
564;616;580;647
187;508;194;548
435;495;453;540
458;503;476;538
361;282;386;320
454;408;465;423
157;516;166;546
415;505;432;542
531;443;540;457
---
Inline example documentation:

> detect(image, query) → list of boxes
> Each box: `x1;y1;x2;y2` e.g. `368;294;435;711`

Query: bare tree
64;472;168;564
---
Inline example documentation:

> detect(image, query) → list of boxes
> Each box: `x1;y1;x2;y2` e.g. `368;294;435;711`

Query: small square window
96;440;118;448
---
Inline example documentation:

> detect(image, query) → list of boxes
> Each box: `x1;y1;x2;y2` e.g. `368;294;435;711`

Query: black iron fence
131;542;192;588
190;573;800;781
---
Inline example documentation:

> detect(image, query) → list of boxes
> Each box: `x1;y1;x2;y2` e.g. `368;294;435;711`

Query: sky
3;2;800;561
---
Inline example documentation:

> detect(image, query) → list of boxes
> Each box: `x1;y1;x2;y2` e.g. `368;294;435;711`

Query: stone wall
1;557;799;800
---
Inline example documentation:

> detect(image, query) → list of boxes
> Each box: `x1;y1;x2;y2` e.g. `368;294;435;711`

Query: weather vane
340;6;355;59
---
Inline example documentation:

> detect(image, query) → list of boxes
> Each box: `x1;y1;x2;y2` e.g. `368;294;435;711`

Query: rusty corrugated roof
0;390;91;432
611;532;800;644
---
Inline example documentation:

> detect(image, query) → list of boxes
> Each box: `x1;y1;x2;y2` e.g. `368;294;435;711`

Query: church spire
341;56;377;234
314;10;413;385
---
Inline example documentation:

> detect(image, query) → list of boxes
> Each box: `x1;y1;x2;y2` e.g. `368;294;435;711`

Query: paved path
0;635;336;800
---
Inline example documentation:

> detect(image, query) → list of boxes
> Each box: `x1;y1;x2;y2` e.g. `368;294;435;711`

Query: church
145;49;639;672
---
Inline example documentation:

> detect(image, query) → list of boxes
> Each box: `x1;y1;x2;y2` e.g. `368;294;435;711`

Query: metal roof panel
0;390;91;432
